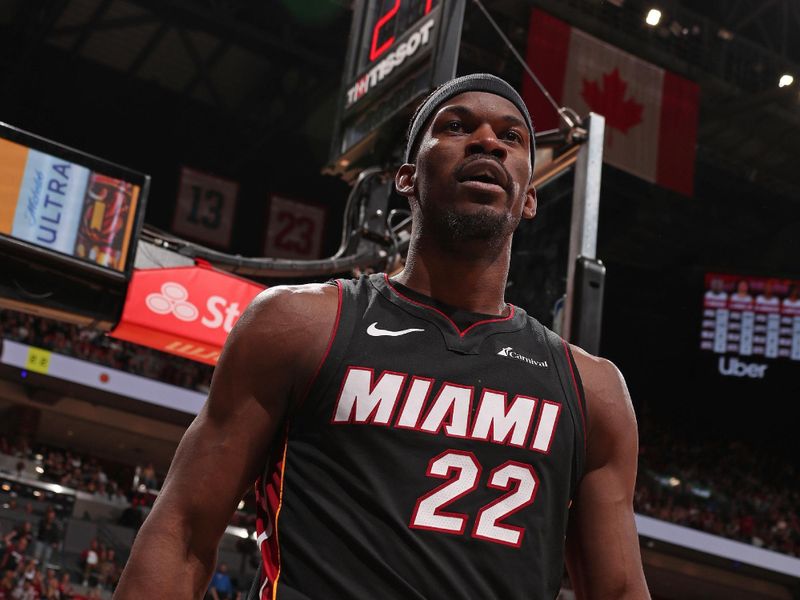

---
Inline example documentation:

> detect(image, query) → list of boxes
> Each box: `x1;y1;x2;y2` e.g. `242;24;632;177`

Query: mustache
453;154;512;191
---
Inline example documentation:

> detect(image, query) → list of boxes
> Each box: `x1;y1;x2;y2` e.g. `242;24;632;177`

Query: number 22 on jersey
409;450;539;548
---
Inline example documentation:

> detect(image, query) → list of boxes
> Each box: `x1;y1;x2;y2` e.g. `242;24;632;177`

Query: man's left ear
522;184;537;220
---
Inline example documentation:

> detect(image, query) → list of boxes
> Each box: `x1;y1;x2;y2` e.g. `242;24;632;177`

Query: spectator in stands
140;463;158;490
2;523;33;549
107;481;127;504
12;578;38;600
0;570;14;599
43;572;60;600
208;563;233;600
58;572;73;600
80;539;100;587
19;559;36;582
40;570;58;600
98;547;119;591
33;509;61;568
0;537;29;572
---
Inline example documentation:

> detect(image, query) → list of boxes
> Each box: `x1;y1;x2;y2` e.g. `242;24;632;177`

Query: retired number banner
172;167;238;248
263;194;326;260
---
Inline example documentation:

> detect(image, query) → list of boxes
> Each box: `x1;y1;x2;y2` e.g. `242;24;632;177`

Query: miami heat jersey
252;273;587;600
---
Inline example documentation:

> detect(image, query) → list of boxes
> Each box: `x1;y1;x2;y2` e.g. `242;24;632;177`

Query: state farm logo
144;281;242;332
146;283;199;322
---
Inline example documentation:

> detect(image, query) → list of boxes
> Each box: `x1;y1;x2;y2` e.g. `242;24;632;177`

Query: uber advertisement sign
699;272;800;384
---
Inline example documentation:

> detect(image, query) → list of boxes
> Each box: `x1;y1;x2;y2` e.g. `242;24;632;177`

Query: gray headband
404;73;535;165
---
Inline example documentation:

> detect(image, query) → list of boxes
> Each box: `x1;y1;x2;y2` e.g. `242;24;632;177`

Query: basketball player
115;74;649;599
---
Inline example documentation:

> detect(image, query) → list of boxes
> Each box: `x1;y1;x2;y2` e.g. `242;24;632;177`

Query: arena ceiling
1;0;800;197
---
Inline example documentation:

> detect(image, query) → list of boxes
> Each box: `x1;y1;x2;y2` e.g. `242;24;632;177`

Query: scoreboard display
329;0;465;175
700;272;800;379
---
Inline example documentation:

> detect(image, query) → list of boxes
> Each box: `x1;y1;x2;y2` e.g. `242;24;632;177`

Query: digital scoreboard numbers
700;273;800;379
346;0;439;108
328;0;465;176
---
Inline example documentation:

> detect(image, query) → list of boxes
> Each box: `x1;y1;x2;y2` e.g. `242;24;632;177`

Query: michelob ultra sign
0;135;142;273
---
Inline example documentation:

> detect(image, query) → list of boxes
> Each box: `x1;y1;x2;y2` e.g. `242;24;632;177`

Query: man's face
396;91;536;243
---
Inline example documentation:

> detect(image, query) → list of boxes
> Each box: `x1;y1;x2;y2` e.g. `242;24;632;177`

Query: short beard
420;203;518;253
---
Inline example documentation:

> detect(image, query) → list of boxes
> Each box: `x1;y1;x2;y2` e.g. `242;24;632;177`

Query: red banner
111;262;264;365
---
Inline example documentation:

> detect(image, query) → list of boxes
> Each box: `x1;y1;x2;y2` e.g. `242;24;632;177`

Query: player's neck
395;238;511;316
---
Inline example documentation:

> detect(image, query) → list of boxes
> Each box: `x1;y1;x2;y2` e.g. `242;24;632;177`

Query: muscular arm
565;347;650;600
114;284;338;599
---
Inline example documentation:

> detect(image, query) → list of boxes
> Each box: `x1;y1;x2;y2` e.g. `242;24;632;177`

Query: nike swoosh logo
367;322;425;337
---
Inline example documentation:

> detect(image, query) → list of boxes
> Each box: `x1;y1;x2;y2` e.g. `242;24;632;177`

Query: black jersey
251;273;587;600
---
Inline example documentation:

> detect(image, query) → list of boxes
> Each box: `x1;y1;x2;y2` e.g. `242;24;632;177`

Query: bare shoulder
242;281;339;328
568;345;630;408
213;281;340;409
232;282;339;351
567;344;638;468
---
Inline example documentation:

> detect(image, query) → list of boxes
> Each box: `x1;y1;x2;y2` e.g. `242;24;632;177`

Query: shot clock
328;0;465;177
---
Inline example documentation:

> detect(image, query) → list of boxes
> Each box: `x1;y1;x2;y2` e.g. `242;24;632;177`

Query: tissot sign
345;15;436;109
111;264;264;365
329;0;464;168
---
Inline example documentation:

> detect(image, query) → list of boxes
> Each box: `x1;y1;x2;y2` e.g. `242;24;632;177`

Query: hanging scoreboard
328;0;465;176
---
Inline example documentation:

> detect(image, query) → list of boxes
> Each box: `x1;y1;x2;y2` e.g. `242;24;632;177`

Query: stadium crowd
1;518;120;599
635;427;800;557
0;310;213;392
0;437;157;501
0;438;256;598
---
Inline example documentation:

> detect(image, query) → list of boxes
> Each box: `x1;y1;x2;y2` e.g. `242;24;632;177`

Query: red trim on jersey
384;273;515;337
255;428;289;599
294;280;343;412
561;340;587;453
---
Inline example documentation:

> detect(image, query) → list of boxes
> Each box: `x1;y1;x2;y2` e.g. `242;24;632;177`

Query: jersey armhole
292;279;343;413
561;340;588;455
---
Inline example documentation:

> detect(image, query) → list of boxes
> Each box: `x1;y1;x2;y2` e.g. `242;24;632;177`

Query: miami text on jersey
331;366;561;453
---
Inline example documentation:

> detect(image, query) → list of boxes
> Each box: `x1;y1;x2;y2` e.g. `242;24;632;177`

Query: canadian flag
523;9;699;196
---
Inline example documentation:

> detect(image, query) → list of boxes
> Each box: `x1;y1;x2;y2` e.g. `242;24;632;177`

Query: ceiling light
645;9;662;26
778;74;794;88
